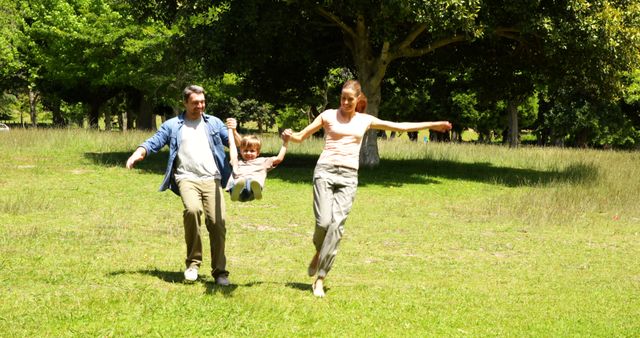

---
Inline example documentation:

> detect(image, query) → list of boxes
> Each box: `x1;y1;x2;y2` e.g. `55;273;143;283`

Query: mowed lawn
1;129;639;337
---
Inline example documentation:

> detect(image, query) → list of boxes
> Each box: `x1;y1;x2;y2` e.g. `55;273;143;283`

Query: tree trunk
28;88;37;127
135;93;155;130
507;99;519;148
125;89;139;130
575;129;589;148
309;105;319;123
119;112;126;131
359;77;383;167
451;129;463;142
104;103;112;131
478;131;492;143
126;109;134;130
110;95;123;131
551;132;564;147
338;14;385;168
127;90;155;130
88;100;101;129
50;97;65;127
19;91;24;126
321;84;329;112
431;130;451;142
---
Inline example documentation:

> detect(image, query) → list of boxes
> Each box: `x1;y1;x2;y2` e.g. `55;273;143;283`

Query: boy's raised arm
226;119;239;167
273;129;291;165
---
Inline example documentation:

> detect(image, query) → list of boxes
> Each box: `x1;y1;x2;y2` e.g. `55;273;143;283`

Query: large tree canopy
21;0;177;128
182;0;640;162
0;0;28;88
1;0;639;150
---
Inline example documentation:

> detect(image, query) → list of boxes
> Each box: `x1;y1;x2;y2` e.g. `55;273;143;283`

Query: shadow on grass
109;269;248;297
285;282;331;295
86;151;598;187
109;269;328;296
285;282;311;292
86;151;168;173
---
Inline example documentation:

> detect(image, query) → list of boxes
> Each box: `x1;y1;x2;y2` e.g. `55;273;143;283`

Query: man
126;85;239;285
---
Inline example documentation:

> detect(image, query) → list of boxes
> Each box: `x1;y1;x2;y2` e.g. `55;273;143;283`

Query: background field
1;129;639;337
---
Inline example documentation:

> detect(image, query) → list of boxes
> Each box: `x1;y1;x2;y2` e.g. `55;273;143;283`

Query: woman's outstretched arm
370;118;452;133
288;115;324;143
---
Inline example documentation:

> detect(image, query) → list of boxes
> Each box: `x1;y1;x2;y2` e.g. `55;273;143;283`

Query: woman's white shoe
312;278;325;297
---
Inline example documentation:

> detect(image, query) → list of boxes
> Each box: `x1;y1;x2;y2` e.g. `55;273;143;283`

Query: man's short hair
183;85;205;102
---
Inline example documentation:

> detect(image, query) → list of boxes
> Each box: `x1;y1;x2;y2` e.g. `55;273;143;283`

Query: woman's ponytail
355;93;367;113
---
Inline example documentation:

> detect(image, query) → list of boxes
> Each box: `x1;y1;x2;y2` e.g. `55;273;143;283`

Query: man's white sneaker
184;266;199;282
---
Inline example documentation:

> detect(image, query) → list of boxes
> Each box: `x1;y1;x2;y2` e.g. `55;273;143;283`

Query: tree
190;0;483;166
0;0;27;86
21;0;177;128
0;92;19;121
183;0;640;164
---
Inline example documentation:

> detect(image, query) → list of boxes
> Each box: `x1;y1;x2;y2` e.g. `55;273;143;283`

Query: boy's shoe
215;275;230;286
250;180;262;200
230;179;245;201
184;266;199;282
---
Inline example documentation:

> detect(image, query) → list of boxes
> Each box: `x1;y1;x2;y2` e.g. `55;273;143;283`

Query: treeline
1;1;639;157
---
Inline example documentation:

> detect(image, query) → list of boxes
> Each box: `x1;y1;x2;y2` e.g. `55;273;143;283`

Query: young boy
226;127;290;201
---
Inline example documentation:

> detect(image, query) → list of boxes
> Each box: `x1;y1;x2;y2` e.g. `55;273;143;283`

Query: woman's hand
430;121;453;133
281;129;292;143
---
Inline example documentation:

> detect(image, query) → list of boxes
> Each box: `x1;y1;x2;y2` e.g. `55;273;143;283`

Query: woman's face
340;88;358;114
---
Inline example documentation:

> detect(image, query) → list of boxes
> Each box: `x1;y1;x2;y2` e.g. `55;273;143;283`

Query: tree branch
379;41;391;63
315;7;357;41
396;34;469;59
494;26;545;44
494;26;521;34
397;23;429;50
494;26;525;43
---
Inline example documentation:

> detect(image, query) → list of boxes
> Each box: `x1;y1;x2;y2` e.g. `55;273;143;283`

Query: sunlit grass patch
0;129;638;336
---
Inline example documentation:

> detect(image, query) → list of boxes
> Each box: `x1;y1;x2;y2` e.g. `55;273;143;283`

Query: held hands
281;129;292;144
226;118;237;130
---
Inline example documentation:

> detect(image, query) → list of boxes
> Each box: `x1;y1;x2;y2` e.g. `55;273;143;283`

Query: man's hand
126;147;146;169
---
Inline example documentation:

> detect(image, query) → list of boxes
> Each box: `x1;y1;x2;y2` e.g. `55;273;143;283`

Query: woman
287;80;452;297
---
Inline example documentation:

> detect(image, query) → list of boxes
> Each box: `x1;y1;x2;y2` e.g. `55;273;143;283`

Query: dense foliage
1;0;639;151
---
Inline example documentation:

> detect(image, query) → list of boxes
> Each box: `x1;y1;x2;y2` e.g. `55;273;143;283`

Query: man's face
184;93;205;119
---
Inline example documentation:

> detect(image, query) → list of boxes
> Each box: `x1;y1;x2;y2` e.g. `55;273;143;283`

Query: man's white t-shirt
174;116;220;182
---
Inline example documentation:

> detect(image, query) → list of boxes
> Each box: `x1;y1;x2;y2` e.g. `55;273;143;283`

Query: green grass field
1;129;639;336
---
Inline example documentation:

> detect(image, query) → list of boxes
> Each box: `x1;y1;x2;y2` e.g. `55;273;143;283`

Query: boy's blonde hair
240;135;261;152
